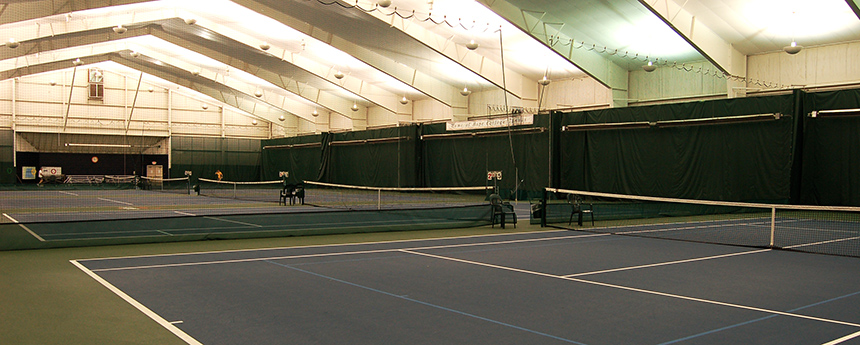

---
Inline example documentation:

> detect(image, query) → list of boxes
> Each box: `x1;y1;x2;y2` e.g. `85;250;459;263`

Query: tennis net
103;175;137;185
141;176;190;195
542;188;860;257
302;181;493;210
197;178;285;203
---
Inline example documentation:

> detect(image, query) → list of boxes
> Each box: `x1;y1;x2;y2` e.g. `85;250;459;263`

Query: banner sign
22;166;36;180
446;114;533;131
41;167;62;177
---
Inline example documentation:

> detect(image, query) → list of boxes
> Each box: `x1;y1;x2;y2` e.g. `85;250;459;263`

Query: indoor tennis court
74;230;860;345
4;1;860;345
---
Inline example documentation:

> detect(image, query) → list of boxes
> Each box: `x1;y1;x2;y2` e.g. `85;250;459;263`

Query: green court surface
1;226;526;345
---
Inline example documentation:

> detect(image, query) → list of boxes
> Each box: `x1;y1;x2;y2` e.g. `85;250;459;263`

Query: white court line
401;249;860;329
70;260;202;345
41;216;501;243
203;216;262;228
614;220;773;236
3;213;46;242
58;191;79;196
786;236;860;250
97;197;135;206
89;233;610;272
823;329;860;345
564;249;772;278
91;248;401;272
156;230;174;236
77;229;570;262
174;211;196;216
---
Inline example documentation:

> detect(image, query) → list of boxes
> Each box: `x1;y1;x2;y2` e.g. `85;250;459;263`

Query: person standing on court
215;170;223;181
37;168;43;186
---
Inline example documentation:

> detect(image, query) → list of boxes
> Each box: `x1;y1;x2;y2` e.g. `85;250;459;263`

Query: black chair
292;184;305;205
279;184;295;206
490;194;517;228
568;194;594;226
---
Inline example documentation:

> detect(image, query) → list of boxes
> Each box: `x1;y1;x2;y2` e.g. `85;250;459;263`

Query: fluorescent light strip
262;142;322;150
562;113;782;132
809;108;860;118
563;122;652;132
329;136;411;146
655;113;782;128
65;143;132;148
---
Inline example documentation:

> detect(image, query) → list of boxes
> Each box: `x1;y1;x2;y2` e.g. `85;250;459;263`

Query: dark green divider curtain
318;126;420;187
422;115;550;200
800;89;860;206
172;136;261;182
558;94;796;202
0;130;14;184
261;134;323;184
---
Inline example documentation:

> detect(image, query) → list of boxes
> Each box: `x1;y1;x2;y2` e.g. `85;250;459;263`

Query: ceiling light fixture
7;38;19;49
130;51;140;58
252;119;258;125
312;109;319;117
279;115;285;121
466;40;479;50
184;18;197;25
351;103;360;112
202;104;208;110
538;76;551;86
49;80;56;86
784;41;802;55
113;25;127;34
460;87;471;96
254;90;263;97
72;58;83;66
378;0;392;7
334;71;345;79
191;69;200;76
400;96;409;105
642;60;657;72
260;42;270;51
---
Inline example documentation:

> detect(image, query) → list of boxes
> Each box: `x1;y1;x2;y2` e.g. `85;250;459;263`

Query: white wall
4;42;860;141
748;41;860;89
0;69;276;139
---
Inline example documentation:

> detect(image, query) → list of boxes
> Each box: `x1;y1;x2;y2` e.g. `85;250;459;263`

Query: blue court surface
74;230;860;345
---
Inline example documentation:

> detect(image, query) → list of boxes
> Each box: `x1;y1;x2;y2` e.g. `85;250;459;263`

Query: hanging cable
497;27;519;199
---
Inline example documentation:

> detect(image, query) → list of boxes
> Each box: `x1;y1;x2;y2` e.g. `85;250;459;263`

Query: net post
770;207;776;248
541;188;547;227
